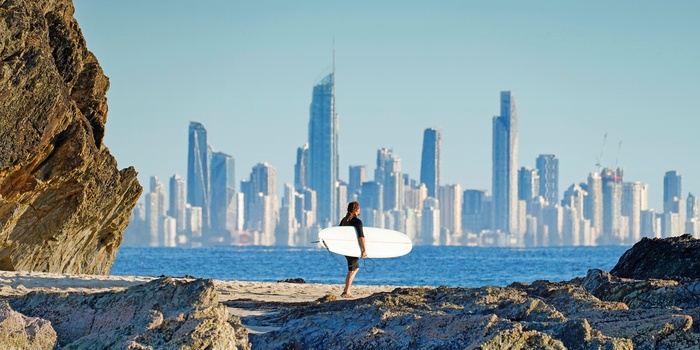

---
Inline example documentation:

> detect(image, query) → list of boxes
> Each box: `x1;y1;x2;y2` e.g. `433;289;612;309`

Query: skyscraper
518;167;539;210
536;154;559;205
585;172;603;240
421;197;440;246
243;162;278;245
146;176;166;246
307;73;338;226
463;189;488;234
210;151;235;234
187;122;210;228
294;144;309;191
663;170;682;214
169;174;187;233
376;148;402;211
662;171;683;238
438;184;462;237
420;128;441;198
492;91;519;234
601;168;623;243
622;181;642;244
348;165;367;201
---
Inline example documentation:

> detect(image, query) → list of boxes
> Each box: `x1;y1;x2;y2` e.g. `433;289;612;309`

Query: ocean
110;245;631;287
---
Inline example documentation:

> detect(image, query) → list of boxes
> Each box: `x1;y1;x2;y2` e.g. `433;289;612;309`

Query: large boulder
0;0;141;274
9;277;251;349
610;234;700;280
0;299;57;350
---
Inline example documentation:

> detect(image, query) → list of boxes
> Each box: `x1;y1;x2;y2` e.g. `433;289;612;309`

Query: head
347;201;360;216
341;201;361;224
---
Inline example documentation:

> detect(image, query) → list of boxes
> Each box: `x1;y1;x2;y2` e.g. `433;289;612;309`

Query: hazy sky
73;1;699;210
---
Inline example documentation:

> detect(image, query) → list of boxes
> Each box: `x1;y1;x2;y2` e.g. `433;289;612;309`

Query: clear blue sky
73;1;700;210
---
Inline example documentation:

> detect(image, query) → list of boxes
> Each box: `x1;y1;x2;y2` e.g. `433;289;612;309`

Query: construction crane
615;141;622;169
595;133;608;172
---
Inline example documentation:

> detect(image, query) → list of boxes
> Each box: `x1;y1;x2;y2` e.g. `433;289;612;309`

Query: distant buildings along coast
123;82;700;247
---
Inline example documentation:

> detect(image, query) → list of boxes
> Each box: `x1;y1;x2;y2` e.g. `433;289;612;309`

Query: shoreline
0;270;399;334
0;270;398;302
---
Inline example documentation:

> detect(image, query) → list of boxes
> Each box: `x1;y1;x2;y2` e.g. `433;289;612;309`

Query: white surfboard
318;226;413;258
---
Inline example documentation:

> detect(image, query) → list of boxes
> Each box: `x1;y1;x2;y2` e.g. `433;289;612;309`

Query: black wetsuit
340;216;365;271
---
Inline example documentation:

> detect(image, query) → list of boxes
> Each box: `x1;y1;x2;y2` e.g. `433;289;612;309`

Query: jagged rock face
610;234;700;280
244;285;633;350
8;277;251;349
0;0;141;274
0;299;57;349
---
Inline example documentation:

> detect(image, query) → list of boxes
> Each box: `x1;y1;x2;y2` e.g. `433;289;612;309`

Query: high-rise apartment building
278;183;299;246
518;167;539;210
420;128;441;198
243;162;278;245
601;168;623;243
662;171;683;238
585;172;603;240
663;171;682;214
169;174;187;233
536;154;559;205
360;182;383;214
622;181;642;244
307;73;339;226
376;148;402;211
187;122;210;229
210;151;235;234
438;184;462;236
421;197;440;245
294;144;309;191
688;193;699;221
463;189;488;234
348;165;367;202
492;91;519;234
146;176;167;246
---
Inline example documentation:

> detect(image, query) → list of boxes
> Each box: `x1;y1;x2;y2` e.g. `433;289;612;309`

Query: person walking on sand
339;201;367;298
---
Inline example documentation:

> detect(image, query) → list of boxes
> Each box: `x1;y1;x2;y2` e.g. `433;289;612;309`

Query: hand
361;250;367;259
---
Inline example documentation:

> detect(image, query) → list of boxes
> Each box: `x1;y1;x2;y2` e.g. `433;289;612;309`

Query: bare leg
342;268;359;297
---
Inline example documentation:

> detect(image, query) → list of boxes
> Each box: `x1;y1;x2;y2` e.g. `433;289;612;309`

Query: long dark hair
341;201;360;225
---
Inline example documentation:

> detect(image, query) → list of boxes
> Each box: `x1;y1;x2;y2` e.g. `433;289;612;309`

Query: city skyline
72;1;700;212
128;107;699;247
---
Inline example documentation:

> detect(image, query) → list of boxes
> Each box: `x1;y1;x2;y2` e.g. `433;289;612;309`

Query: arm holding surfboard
358;236;367;259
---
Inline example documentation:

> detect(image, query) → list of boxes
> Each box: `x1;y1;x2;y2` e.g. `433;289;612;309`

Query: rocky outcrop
244;236;700;349
0;299;57;349
0;0;141;274
8;277;251;349
241;284;634;349
610;234;700;280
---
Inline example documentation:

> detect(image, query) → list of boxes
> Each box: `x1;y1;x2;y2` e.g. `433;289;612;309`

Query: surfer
339;201;367;298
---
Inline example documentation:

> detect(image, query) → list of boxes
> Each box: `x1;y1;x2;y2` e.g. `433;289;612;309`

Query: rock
0;299;57;349
0;0;142;274
9;277;251;349
584;268;700;309
277;278;306;284
610;234;700;280
247;276;700;350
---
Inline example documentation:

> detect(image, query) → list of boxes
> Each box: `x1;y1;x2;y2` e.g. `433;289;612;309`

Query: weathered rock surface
0;0;141;274
0;299;57;349
242;284;634;349
243;236;700;349
611;234;700;280
8;277;251;349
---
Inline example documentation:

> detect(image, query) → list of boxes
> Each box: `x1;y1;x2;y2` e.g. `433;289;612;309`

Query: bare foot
340;292;356;298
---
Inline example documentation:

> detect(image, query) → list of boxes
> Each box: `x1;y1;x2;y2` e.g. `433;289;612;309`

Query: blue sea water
110;245;631;288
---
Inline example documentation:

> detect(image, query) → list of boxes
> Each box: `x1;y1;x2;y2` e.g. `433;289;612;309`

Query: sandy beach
0;270;397;333
0;271;396;302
